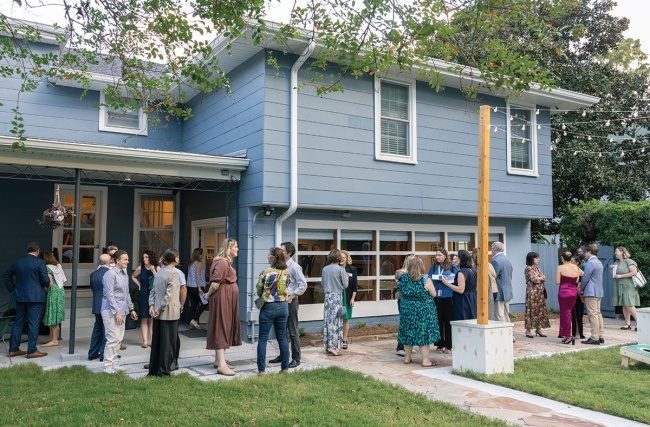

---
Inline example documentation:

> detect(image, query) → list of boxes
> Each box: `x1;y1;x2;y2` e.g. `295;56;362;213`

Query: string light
605;120;610;127
582;111;586;117
494;106;498;112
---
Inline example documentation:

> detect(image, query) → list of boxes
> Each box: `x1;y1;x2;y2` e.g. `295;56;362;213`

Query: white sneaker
396;349;406;356
189;320;202;330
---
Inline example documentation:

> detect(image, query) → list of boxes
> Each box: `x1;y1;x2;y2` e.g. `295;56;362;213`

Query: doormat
179;329;208;338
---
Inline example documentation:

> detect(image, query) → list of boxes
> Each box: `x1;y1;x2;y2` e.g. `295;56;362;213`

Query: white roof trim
0;137;248;181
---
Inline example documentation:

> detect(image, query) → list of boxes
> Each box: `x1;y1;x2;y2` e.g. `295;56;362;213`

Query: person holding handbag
255;247;291;374
611;246;641;331
524;252;550;338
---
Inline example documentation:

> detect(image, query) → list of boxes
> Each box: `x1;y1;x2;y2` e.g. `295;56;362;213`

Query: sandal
326;349;342;357
621;324;632;330
421;360;437;367
403;358;412;364
342;341;348;350
443;348;451;354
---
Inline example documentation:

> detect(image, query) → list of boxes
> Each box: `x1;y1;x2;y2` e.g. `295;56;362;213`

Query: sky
611;0;650;55
3;0;650;55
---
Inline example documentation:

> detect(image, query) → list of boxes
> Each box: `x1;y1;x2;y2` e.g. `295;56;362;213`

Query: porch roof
0;137;249;183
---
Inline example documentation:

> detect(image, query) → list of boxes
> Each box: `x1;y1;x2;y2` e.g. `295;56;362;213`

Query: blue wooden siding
0;42;183;150
261;53;553;219
182;52;267;208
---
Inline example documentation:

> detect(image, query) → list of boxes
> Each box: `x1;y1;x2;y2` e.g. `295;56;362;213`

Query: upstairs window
507;104;537;176
99;92;147;135
375;78;417;164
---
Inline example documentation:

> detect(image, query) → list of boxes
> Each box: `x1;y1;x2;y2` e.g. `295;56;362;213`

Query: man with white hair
490;242;513;323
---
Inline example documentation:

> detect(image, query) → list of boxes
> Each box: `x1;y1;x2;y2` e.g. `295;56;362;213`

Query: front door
53;186;107;287
191;218;227;267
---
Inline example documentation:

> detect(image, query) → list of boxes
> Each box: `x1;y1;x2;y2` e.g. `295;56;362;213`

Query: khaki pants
584;297;603;340
102;310;125;373
495;300;511;323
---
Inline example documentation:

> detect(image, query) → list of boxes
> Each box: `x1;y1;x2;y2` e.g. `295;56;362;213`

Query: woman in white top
186;248;208;329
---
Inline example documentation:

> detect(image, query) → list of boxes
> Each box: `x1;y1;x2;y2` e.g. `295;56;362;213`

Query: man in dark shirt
88;253;112;360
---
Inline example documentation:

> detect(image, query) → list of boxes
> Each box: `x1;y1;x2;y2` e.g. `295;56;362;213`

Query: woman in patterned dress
42;251;66;347
524;252;550;338
611;246;641;331
397;257;440;367
321;249;349;356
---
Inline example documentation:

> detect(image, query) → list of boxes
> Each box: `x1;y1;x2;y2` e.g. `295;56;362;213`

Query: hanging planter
37;185;74;230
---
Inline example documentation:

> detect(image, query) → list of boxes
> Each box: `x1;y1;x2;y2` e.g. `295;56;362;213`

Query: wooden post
477;105;490;325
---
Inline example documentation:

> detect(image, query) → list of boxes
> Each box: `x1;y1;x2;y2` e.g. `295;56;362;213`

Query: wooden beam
477;105;491;325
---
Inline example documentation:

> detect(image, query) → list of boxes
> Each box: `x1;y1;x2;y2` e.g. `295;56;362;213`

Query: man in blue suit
3;241;51;358
579;244;604;345
490;241;513;323
88;253;112;361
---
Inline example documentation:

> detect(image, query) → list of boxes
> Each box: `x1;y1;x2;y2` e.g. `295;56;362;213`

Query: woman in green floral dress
397;257;440;367
42;251;66;347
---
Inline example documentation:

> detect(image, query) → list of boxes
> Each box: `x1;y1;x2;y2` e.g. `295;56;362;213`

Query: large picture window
136;192;176;259
507;103;538;176
375;78;417;164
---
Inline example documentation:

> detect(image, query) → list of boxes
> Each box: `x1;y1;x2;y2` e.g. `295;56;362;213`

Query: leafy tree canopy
2;0;594;149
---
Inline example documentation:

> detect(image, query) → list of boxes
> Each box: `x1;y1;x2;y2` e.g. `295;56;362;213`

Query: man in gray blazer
579;244;604;345
490;242;513;323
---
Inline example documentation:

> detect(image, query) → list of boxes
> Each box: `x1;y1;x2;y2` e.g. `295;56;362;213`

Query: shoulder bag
630;259;647;288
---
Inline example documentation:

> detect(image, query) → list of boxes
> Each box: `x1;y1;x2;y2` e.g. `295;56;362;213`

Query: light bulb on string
588;135;592;141
642;148;646;153
599;152;602;157
621;151;625;157
550;145;554;151
563;131;567;136
582;111;586;117
494;106;498;112
610;138;614;143
521;138;525;143
521;125;526;131
562;123;566;130
493;126;497;132
605;120;610;127
634;111;639;118
537;124;541;130
633;138;637;143
573;151;578;156
536;109;539;115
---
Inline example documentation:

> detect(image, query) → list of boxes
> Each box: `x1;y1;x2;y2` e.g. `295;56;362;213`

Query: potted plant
37;185;74;230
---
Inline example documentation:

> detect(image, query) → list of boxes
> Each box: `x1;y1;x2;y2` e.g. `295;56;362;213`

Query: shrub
357;321;367;328
559;200;650;306
298;327;306;337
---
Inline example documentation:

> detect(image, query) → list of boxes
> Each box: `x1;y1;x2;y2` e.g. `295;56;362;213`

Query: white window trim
99;91;148;135
294;220;506;321
374;76;418;164
506;102;538;177
132;189;179;260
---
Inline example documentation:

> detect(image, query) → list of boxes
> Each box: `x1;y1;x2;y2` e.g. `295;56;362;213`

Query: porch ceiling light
263;206;274;216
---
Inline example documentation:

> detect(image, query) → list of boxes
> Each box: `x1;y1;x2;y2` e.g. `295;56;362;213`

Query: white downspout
275;40;315;246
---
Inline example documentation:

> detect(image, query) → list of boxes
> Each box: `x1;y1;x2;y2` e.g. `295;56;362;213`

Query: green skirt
343;289;353;320
44;285;66;326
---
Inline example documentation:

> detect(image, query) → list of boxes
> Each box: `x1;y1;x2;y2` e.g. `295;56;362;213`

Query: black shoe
288;360;300;368
117;355;121;359
599;338;604;344
88;354;99;360
269;356;282;364
579;335;586;339
144;364;150;369
581;338;600;345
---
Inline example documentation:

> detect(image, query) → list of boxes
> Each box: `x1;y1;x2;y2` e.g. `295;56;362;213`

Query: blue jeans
257;302;289;372
88;313;106;360
10;302;42;354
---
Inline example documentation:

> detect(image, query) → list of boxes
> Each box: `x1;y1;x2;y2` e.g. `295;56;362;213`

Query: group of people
392;242;514;365
3;242;68;359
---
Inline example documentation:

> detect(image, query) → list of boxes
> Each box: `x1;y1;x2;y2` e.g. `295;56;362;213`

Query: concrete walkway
1;317;644;426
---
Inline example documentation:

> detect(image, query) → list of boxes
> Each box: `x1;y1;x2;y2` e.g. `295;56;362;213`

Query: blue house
0;22;598;339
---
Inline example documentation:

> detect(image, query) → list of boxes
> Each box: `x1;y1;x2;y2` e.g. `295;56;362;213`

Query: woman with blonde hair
321;249;348;356
429;248;457;353
399;257;440;367
556;251;583;345
340;250;357;350
611;246;641;331
205;238;242;375
42;251;66;347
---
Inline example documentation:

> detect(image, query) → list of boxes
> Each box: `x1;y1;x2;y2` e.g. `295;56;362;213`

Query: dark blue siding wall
0;180;54;302
105;186;135;253
0;43;183;150
183;52;267;208
262;53;553;219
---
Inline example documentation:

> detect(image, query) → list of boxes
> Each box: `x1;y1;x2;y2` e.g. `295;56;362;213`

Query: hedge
559;200;650;307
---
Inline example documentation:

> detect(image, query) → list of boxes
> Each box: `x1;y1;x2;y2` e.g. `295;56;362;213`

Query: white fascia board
0;137;248;181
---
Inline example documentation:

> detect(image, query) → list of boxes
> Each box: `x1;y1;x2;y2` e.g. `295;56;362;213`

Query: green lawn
457;345;650;424
0;364;508;426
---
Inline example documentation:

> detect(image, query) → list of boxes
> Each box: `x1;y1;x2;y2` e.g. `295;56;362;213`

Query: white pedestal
637;307;650;345
450;319;514;374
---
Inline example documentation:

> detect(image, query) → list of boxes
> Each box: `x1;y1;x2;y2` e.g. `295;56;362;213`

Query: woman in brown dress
205;238;242;376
